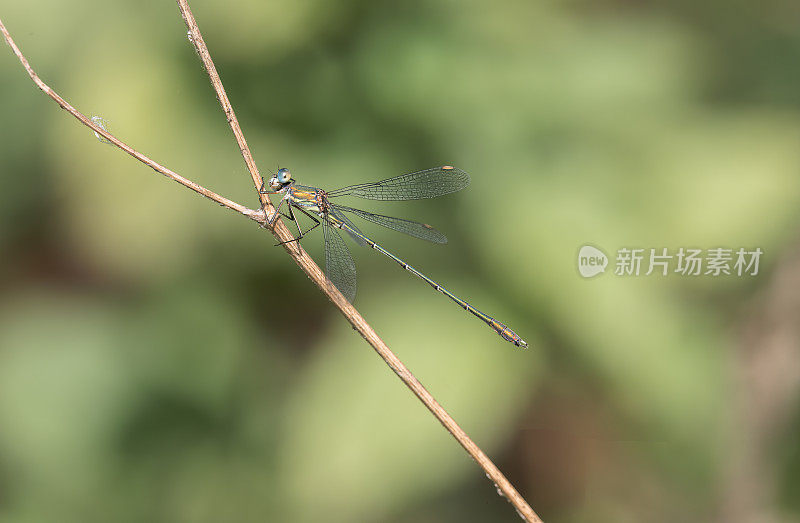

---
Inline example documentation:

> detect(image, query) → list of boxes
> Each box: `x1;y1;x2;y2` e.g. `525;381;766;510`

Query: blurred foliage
1;0;800;521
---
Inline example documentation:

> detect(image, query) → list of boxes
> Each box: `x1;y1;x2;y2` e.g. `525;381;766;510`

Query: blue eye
277;168;291;183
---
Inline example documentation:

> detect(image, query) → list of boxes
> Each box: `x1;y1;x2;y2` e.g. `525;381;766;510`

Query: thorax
286;184;329;215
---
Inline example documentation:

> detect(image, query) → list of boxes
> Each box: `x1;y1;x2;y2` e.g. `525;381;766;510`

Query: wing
323;217;357;303
336;206;447;244
329;207;368;247
327;166;470;201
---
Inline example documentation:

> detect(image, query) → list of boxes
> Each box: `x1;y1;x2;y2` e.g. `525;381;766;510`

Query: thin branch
176;5;269;211
1;9;542;522
0;19;261;222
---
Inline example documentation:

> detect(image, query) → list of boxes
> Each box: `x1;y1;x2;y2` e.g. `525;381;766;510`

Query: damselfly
262;165;527;348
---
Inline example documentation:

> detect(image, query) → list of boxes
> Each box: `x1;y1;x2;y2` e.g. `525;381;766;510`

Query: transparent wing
334;205;447;244
323;217;357;303
329;207;368;247
327;166;470;201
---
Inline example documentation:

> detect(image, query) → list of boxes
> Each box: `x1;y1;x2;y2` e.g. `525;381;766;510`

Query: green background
2;1;800;521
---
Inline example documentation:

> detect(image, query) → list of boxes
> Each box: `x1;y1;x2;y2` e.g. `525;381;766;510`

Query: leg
285;205;304;239
258;176;277;195
275;207;321;246
258;177;291;227
265;196;289;227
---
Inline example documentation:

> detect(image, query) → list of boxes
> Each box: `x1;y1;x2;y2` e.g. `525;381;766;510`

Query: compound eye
277;168;292;183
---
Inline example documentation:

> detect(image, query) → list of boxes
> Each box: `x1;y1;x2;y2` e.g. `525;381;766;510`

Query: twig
176;7;267;209
0;19;260;222
1;8;542;522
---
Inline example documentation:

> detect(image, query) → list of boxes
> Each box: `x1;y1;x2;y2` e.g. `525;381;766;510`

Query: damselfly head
268;168;292;190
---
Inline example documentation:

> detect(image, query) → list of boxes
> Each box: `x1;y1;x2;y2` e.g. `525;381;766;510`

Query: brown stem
1;9;542;521
0;19;261;222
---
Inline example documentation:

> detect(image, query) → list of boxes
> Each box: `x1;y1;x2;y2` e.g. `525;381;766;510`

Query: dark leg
258;178;292;227
264;196;289;227
288;205;304;237
258;176;276;195
275;207;321;246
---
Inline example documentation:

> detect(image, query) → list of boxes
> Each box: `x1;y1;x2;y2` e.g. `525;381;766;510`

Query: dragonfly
261;165;527;348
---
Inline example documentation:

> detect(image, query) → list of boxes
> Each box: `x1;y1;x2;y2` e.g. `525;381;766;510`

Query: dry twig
0;5;541;521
